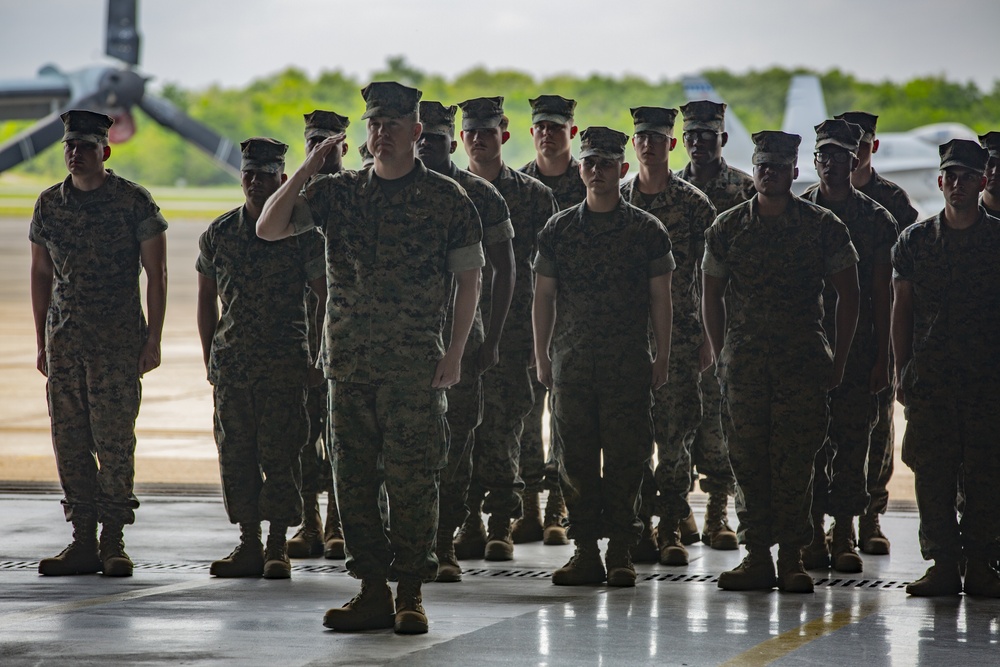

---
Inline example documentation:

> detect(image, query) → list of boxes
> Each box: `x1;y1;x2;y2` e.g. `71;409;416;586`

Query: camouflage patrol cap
834;111;878;143
529;95;576;125
630;107;678;136
303;110;350;140
358;142;374;167
418;101;457;137
751;131;800;165
814;119;863;153
680;100;726;132
579;126;629;161
978;131;1000;159
240;137;287;174
459;96;505;131
61;109;114;145
939;139;988;173
360;81;422;120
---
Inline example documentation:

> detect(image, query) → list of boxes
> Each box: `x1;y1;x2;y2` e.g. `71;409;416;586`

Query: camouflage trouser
473;348;533;519
865;382;895;516
300;383;333;496
721;356;830;549
213;383;307;526
692;362;736;496
519;376;561;494
332;380;448;583
640;353;702;522
439;353;483;531
902;387;1000;561
552;356;654;544
812;358;877;518
47;350;141;525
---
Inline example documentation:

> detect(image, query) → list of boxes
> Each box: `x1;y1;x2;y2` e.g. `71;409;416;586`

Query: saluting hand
301;134;346;178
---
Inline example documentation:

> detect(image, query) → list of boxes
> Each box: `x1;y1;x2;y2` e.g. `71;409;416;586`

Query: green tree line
2;58;999;187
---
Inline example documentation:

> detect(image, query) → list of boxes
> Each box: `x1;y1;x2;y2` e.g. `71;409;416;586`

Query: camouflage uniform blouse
29;170;168;352
675;158;756;216
802;186;899;356
858;169;919;232
892;210;1000;389
533;199;675;377
519;157;587;211
487;165;559;352
197;206;326;386
702;196;859;375
289;160;485;384
621;175;717;355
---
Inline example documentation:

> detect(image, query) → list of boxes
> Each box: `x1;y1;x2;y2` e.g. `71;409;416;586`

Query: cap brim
241;160;284;174
815;138;858;153
461;116;502;131
63;131;105;144
532;113;572;125
752;152;796;165
579;148;623;160
682;120;723;132
940;159;985;173
420;123;454;137
633;123;671;136
304;128;343;140
361;106;411;120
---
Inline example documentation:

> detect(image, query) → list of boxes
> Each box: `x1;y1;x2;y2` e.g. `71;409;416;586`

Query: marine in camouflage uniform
800;120;899;573
894;140;1000;598
31;110;168;578
461;98;561;554
256;82;484;634
415;101;516;577
517;94;586;545
534;127;674;588
979;132;1000;217
621;106;718;566
703;130;860;593
836;111;920;555
676;101;755;545
197;138;327;580
287;110;350;562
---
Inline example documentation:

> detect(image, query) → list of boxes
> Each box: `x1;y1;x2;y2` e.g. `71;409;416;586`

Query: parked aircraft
0;0;241;176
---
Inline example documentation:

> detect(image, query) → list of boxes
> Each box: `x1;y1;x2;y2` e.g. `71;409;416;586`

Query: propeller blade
106;0;141;66
138;94;241;177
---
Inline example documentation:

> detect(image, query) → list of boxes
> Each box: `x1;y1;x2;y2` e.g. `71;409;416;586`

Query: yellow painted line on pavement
2;579;217;625
720;599;883;667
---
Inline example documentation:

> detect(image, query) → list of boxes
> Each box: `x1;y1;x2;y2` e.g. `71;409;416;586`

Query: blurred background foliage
2;57;998;186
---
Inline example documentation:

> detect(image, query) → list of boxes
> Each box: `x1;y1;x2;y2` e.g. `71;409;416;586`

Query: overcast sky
2;0;999;92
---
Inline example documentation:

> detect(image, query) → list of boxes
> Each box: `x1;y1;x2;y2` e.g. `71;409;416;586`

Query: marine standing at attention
31;110;168;578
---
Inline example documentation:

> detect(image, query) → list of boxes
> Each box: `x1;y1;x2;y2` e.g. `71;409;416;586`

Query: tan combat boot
263;527;291;579
800;514;831;570
963;559;1000;598
210;523;265;578
323;494;346;560
435;525;462;583
287;493;323;558
511;492;544;544
323;578;395;631
454;509;487;560
542;487;569;546
777;544;814;593
858;513;891;555
484;515;514;561
552;540;606;586
718;546;777;591
906;560;962;597
657;519;689;566
830;516;863;573
38;518;101;576
703;492;738;550
632;515;659;564
394;579;429;634
605;539;637;587
99;522;134;577
679;510;701;546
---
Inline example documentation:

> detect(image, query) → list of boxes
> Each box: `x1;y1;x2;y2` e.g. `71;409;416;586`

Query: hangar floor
2;490;997;666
